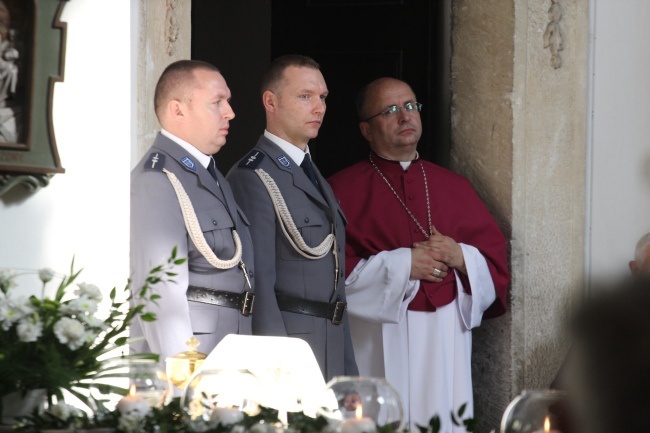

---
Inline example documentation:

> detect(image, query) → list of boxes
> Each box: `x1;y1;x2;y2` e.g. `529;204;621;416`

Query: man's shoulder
328;160;372;185
421;160;473;187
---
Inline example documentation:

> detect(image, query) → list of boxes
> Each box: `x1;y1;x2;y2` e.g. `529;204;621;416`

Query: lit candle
210;406;244;426
533;416;561;433
116;385;151;416
340;405;376;433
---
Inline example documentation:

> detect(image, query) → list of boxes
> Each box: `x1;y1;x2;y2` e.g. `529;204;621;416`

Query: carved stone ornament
0;0;69;196
543;0;564;69
165;0;180;57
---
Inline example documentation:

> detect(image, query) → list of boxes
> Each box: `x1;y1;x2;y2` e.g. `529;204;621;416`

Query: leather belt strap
186;285;255;316
276;293;346;325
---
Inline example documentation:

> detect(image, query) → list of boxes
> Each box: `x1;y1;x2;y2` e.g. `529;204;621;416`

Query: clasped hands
410;225;466;282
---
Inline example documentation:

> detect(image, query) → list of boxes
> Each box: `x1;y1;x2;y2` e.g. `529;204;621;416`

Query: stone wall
136;0;191;160
451;0;589;429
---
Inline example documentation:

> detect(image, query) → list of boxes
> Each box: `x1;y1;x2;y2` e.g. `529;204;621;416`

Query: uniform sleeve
130;169;193;362
227;168;287;336
345;248;419;324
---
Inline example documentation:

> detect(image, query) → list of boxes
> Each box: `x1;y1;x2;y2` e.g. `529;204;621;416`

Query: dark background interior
192;0;449;178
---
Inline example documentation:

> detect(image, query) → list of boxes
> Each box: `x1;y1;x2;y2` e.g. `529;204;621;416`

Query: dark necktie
301;153;322;194
207;157;220;186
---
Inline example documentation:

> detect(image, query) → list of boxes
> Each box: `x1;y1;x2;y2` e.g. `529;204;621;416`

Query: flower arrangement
0;248;186;411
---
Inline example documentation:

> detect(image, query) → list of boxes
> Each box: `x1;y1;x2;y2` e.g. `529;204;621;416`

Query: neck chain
369;153;433;238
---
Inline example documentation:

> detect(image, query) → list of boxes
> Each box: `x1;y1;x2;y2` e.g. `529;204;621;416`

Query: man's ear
167;99;185;122
630;260;638;276
262;90;276;112
359;121;372;142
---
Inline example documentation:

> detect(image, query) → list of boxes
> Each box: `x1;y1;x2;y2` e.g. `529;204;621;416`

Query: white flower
0;269;16;290
16;316;43;342
38;268;55;283
53;317;87;350
75;282;103;302
79;314;109;330
84;329;99;345
59;296;98;315
117;411;146;433
47;402;81;420
0;293;34;330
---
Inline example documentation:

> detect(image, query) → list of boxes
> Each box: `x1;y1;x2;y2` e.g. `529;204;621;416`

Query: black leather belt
276;293;346;325
186;286;255;316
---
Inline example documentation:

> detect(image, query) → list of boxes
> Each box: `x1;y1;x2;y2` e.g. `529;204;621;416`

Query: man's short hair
634;232;650;263
260;54;320;96
154;60;221;121
355;77;416;121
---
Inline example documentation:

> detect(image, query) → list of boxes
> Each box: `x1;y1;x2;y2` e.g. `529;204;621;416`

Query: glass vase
318;376;404;433
182;368;263;432
501;389;570;433
90;358;168;413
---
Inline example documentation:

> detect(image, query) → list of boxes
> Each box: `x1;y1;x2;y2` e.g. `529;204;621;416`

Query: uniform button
414;228;419;233
407;178;413;184
408;195;414;200
249;271;254;278
304;217;310;223
337;245;341;252
212;220;218;225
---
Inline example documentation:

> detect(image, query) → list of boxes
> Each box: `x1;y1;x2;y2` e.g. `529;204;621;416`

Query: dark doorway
192;0;449;177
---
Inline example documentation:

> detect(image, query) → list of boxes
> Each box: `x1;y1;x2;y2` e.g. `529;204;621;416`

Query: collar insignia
277;155;292;169
181;156;196;171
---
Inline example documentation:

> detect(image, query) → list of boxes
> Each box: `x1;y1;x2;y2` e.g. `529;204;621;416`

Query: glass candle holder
182;368;263;431
317;376;404;433
91;358;167;413
501;389;570;433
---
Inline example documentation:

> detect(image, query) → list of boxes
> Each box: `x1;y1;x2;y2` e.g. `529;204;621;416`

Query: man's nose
223;101;235;120
313;98;326;114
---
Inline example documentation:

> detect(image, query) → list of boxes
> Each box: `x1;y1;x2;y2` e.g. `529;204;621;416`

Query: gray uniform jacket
130;133;254;362
227;135;358;380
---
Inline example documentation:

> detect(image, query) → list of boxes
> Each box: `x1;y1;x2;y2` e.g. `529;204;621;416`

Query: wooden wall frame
0;0;68;196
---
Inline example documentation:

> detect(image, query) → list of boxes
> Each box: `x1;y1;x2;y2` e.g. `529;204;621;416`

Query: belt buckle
331;301;346;325
241;291;255;316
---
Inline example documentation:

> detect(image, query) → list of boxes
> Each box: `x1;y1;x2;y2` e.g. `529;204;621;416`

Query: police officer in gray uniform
130;60;255;364
227;55;358;380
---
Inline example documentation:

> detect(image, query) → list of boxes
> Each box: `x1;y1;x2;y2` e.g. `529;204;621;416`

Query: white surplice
345;245;496;433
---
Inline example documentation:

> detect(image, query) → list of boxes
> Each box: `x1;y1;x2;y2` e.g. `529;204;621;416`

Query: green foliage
416;403;479;433
0;249;186;410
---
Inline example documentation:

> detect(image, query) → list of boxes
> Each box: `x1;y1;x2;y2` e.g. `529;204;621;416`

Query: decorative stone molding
0;173;51;196
165;0;180;56
543;0;564;69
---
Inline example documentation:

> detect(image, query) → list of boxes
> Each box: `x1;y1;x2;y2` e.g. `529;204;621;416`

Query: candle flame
129;384;137;396
355;404;363;420
544;416;550;432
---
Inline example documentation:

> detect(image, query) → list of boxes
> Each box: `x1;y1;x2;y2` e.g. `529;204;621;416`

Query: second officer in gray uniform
227;55;358;380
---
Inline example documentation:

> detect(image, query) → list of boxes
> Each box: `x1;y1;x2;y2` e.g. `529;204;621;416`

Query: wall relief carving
0;0;68;196
543;0;564;69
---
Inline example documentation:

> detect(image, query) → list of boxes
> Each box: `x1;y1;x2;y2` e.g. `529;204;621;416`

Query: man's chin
209;142;227;154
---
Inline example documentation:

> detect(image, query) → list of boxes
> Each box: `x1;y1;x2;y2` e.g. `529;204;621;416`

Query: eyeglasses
363;102;422;122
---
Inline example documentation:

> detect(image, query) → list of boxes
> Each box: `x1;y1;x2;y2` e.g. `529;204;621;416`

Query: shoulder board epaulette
144;152;165;172
238;150;265;169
